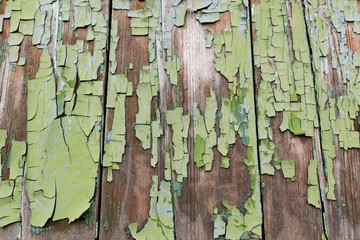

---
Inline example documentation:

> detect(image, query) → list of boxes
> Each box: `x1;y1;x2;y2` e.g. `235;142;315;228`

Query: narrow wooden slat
0;0;41;238
0;1;27;238
171;1;262;239
251;0;324;238
303;0;360;238
101;1;263;239
99;1;157;239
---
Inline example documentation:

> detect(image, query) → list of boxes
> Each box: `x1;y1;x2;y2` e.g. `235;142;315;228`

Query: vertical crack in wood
248;0;266;239
97;0;113;239
300;1;329;239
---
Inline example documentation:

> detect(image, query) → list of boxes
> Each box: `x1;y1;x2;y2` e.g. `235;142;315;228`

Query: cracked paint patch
252;0;323;207
213;199;262;239
103;14;133;181
307;159;321;208
27;49;102;226
129;1;164;161
165;108;189;182
1;0;56;64
193;88;217;170
213;206;226;238
151;110;163;167
25;0;108;227
128;176;174;240
281;160;295;181
162;1;186;86
104;74;132;182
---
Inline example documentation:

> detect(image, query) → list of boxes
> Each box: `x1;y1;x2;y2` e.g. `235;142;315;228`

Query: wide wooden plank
251;0;324;239
101;0;263;239
0;0;110;238
304;0;360;238
21;0;110;239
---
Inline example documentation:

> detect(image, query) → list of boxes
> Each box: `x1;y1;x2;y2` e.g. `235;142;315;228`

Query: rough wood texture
0;0;39;238
260;119;323;239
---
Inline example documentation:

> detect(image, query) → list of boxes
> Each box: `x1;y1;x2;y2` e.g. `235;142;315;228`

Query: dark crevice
96;0;113;239
300;1;329;239
59;118;72;164
247;1;266;239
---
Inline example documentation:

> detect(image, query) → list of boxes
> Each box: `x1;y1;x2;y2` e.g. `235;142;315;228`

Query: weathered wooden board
99;1;157;239
171;2;262;239
251;0;324;238
0;0;110;239
20;0;111;239
0;1;28;238
304;0;360;239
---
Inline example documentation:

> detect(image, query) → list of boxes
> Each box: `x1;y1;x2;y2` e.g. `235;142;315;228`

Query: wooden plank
251;0;324;239
99;1;157;239
101;1;263;239
304;0;360;238
0;0;110;238
169;1;262;239
20;0;110;238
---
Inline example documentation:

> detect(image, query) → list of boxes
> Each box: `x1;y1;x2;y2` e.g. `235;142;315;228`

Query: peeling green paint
194;88;217;170
252;0;325;209
307;159;321;208
166;108;189;182
213;206;226;238
217;199;262;239
104;74;132;181
151;110;163;167
27;49;102;224
164;55;181;86
281;160;295;181
25;0;108;226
